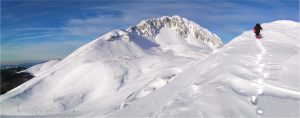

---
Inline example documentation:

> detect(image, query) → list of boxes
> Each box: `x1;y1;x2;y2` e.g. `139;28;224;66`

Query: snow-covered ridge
63;15;221;61
22;59;60;76
229;20;300;47
127;15;223;48
102;29;131;42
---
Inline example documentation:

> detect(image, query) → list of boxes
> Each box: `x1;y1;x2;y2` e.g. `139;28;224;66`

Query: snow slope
22;59;60;76
0;18;299;118
107;20;300;118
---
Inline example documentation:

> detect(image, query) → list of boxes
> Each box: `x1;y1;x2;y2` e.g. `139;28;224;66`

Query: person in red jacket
254;23;263;39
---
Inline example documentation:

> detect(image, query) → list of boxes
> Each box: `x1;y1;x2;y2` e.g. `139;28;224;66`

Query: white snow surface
22;59;60;76
0;19;299;118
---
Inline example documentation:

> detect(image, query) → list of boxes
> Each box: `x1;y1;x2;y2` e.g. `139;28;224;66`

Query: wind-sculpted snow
0;19;299;118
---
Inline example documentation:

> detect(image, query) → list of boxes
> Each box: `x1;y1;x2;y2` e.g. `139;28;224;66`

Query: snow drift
0;17;299;118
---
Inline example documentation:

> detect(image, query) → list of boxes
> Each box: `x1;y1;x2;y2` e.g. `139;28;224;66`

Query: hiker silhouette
254;23;263;39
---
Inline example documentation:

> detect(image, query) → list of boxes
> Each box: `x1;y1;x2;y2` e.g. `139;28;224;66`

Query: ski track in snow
252;39;267;114
251;39;300;115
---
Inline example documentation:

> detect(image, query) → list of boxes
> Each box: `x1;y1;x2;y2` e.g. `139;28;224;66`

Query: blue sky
1;0;299;65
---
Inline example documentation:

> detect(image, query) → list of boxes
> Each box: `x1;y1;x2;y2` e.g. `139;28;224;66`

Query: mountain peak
127;15;223;48
101;29;131;42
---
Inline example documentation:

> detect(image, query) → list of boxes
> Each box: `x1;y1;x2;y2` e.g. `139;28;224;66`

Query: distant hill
0;67;35;95
1;61;45;69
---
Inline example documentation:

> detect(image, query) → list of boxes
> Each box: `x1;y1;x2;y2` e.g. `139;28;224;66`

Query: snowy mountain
127;15;223;57
0;15;219;117
22;59;60;76
0;17;299;118
128;15;223;48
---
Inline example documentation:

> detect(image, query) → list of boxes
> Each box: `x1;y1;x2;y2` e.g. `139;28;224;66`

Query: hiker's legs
255;32;260;39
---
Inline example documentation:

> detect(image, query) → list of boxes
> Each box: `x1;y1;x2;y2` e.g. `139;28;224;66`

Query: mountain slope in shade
0;67;34;95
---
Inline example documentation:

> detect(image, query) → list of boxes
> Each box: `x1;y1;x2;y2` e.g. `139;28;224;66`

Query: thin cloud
10;34;54;42
63;15;134;36
13;28;64;31
62;1;254;37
